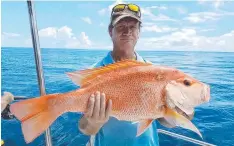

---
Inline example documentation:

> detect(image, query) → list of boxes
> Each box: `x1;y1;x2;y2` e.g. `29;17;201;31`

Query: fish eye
183;79;191;86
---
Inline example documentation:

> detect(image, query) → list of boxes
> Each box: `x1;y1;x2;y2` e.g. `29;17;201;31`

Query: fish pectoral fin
66;60;152;87
164;107;203;139
136;119;154;137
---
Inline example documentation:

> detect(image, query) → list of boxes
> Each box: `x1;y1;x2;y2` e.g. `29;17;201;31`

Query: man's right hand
79;91;112;135
1;92;14;113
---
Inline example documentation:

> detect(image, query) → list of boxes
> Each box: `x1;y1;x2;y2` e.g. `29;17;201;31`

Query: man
78;3;193;146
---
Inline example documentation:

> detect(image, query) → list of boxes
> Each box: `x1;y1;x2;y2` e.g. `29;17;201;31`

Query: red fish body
10;60;210;143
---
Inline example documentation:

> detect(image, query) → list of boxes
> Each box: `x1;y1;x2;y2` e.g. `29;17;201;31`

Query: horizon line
1;46;234;53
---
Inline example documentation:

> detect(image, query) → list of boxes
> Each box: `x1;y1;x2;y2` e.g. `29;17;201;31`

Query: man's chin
120;41;134;47
120;39;133;43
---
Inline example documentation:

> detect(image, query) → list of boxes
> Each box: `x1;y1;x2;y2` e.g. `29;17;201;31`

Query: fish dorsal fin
66;59;152;87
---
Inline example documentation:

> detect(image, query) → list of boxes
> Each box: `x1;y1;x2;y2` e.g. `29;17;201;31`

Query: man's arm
78;91;112;135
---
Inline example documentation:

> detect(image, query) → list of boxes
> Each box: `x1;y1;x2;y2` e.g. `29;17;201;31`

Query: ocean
1;47;234;146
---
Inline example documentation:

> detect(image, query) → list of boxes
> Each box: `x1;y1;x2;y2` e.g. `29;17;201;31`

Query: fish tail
164;107;203;139
10;94;62;143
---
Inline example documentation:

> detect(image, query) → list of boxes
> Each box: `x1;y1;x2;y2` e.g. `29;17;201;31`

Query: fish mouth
175;107;192;119
202;85;210;102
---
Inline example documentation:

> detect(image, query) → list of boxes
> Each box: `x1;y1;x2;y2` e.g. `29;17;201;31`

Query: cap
110;4;141;26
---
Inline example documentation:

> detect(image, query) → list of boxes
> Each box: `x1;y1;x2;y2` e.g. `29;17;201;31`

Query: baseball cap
110;4;142;26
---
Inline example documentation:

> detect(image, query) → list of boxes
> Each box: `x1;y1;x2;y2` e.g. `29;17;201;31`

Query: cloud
141;7;177;22
147;6;167;10
143;22;155;26
98;2;175;23
2;26;93;49
2;32;31;47
80;32;92;46
98;0;124;16
81;17;92;24
142;24;178;33
98;9;106;16
152;14;177;22
138;29;197;50
99;23;105;27
38;27;57;38
198;0;225;9
185;12;221;23
25;38;32;46
38;26;73;40
200;28;215;32
185;11;234;23
65;37;80;48
176;7;187;14
2;32;20;37
213;0;225;9
57;26;73;39
38;26;92;48
196;30;234;51
141;7;153;16
2;32;21;43
137;29;234;52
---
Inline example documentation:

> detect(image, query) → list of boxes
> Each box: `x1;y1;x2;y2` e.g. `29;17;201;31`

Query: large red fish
10;60;210;143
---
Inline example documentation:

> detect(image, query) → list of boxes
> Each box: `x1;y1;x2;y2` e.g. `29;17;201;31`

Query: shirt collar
102;51;145;66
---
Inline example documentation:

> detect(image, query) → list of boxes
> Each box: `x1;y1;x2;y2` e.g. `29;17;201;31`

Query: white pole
27;0;52;146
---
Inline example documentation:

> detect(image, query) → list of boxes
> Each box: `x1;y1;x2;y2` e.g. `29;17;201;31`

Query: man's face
110;17;140;51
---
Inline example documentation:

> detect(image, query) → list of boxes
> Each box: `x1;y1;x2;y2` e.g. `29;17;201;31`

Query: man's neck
111;49;136;62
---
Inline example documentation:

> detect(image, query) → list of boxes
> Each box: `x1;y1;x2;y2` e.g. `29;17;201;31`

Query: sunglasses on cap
111;4;141;17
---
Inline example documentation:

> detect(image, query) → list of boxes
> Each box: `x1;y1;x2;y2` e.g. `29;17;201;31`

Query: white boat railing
158;129;216;146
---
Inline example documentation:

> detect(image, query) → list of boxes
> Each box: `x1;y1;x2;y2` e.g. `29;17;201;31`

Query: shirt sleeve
88;60;104;69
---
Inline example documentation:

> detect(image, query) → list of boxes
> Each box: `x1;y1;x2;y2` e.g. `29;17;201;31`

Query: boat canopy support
27;0;53;146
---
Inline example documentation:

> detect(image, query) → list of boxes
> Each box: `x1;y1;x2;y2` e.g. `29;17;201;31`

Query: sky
1;0;234;52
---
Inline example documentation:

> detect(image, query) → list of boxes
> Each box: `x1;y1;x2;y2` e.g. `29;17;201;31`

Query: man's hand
79;91;112;135
1;92;14;113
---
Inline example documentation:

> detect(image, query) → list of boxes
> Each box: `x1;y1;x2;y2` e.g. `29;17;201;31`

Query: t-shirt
86;51;159;146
